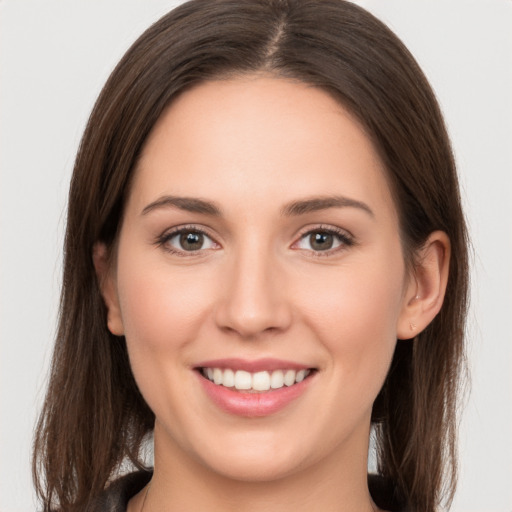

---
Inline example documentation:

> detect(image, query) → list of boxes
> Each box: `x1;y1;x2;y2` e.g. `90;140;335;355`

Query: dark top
88;471;407;512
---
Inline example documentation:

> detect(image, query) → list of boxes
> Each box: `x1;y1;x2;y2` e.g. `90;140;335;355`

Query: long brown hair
33;1;469;511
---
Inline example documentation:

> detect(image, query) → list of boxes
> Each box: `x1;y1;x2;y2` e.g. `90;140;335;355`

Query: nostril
214;301;293;339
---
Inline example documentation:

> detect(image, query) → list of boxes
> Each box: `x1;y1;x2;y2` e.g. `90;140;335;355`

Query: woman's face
104;77;415;482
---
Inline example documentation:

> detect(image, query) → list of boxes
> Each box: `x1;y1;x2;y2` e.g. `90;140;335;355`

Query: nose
214;246;292;339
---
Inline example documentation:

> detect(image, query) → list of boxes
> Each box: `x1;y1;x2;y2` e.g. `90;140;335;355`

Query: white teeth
213;368;223;385
284;369;296;387
270;370;284;389
252;371;271;391
202;367;311;391
234;370;252;390
296;369;307;382
223;368;235;387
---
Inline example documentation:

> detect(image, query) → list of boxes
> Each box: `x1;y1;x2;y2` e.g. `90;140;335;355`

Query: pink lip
194;358;311;373
195;368;315;418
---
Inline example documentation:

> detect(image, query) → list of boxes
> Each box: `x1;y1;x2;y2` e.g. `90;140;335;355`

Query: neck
135;422;378;512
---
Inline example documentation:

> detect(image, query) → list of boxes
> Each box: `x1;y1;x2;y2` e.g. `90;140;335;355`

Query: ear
396;231;451;340
92;242;124;336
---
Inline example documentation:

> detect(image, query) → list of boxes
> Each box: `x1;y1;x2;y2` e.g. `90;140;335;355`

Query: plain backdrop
1;1;511;511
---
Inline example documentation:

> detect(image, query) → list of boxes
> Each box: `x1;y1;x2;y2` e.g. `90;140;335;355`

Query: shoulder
85;471;152;512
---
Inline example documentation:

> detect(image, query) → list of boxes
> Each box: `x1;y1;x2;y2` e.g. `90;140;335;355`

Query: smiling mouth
198;367;315;392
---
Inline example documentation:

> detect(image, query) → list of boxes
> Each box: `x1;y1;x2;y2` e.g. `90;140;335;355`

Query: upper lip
194;358;313;373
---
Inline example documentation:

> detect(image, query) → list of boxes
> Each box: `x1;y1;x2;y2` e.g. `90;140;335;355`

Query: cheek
296;253;405;384
115;253;215;359
114;252;220;423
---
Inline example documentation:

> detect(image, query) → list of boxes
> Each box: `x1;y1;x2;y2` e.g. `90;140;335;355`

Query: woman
32;1;469;511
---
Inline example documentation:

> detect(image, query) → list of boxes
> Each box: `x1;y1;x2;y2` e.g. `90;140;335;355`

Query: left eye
295;230;347;252
166;230;217;252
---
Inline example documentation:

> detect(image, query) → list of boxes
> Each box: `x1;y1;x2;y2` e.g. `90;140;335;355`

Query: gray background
1;1;511;510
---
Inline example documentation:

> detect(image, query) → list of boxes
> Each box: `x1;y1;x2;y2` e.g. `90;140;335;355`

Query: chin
189;423;334;484
198;448;307;483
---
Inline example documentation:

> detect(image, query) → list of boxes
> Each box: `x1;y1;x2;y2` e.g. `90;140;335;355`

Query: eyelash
293;225;355;257
155;225;218;257
155;224;355;257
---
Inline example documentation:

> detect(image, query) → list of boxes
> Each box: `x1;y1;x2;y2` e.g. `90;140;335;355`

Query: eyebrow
141;196;222;216
141;194;374;218
281;195;374;218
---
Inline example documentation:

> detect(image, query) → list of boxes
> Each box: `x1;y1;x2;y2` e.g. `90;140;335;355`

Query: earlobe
92;242;124;336
397;231;451;340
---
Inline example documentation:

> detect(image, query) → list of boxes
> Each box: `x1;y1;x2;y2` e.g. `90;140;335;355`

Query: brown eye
162;229;218;254
294;228;352;254
309;232;334;251
179;232;204;251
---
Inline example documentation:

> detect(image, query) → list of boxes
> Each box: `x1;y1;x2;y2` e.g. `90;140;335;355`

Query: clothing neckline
91;470;407;512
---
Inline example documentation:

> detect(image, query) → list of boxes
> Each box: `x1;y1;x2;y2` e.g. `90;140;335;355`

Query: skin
95;76;450;512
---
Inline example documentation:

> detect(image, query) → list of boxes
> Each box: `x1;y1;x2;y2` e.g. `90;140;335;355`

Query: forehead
130;76;396;221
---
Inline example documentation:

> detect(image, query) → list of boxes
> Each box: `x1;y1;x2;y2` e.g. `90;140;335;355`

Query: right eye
159;228;219;255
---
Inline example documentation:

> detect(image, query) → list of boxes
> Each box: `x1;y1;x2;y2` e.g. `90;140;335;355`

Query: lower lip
196;372;314;417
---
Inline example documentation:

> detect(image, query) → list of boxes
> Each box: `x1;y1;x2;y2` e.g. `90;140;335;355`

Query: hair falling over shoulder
33;1;469;511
